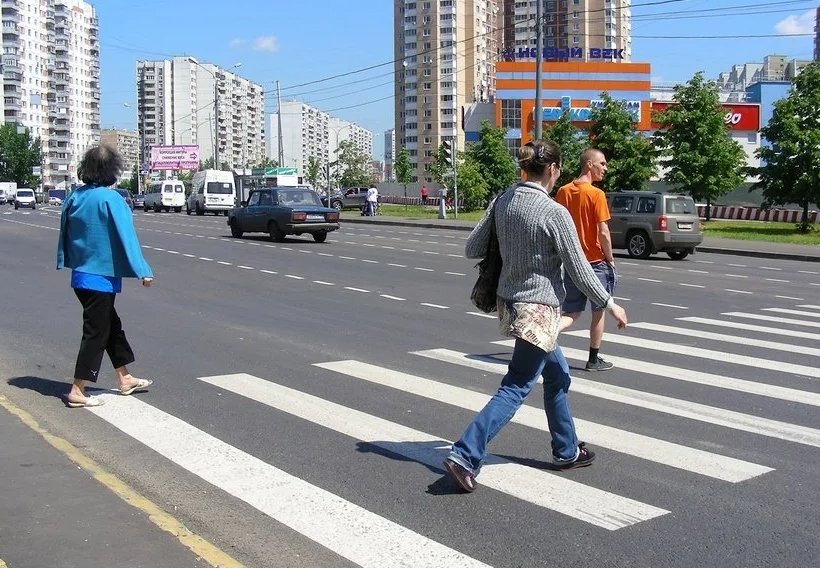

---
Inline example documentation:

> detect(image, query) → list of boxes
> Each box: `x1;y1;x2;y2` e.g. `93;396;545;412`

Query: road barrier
697;205;819;224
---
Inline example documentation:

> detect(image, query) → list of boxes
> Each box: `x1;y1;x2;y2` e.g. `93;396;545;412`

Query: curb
341;217;820;262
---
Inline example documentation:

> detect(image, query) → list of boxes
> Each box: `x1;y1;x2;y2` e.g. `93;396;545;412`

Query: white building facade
136;56;265;170
383;128;395;181
1;0;100;188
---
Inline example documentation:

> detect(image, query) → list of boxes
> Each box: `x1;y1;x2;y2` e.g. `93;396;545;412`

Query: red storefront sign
651;102;760;131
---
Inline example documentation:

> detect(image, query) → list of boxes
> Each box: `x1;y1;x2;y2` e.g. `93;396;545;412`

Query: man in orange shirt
554;148;617;371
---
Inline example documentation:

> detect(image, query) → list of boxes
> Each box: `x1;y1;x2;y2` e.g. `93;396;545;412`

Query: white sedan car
48;196;63;206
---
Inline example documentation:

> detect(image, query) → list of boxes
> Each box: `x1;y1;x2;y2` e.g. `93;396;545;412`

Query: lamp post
328;121;352;197
187;58;241;170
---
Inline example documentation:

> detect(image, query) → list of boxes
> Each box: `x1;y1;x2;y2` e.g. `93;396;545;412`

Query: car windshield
206;182;233;194
277;189;322;207
115;190;129;198
17;190;33;197
665;197;695;214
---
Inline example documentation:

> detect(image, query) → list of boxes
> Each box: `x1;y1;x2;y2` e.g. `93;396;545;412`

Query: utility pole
534;0;544;141
452;136;458;219
276;80;285;167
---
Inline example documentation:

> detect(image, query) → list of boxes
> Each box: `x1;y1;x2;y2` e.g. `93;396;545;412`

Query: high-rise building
1;0;100;188
136;57;265;171
100;129;139;182
393;0;502;183
815;6;819;61
509;0;632;62
268;101;374;177
384;129;395;181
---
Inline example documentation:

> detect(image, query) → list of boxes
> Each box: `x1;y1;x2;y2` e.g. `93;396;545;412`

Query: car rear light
326;212;339;222
658;215;668;231
291;211;307;222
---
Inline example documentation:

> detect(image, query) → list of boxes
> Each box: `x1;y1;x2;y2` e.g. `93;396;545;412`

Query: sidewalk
341;215;820;263
0;396;238;568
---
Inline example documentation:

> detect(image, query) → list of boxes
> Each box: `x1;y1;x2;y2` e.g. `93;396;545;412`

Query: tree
0;123;42;189
654;72;746;220
428;142;453;190
305;156;323;188
456;154;489;211
588;92;656;192
754;63;820;233
395;147;412;204
543;112;585;189
466;121;517;195
254;156;278;169
336;140;372;188
201;157;215;170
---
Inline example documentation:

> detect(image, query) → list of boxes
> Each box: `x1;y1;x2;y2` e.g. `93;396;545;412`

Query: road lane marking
339;256;356;260
725;289;752;294
199;257;213;261
388;263;407;268
414;267;434;272
285;275;304;280
723;312;820;329
562;330;820;378
630;322;820;358
775;296;804;301
798;270;819;275
319;360;769;483
89;391;490;567
466;312;496;319
0;395;241;568
679;283;705;288
638;278;662;283
224;371;667;530
727;263;747;267
217;261;231;266
445;272;466;276
183;254;196;258
420;303;449;309
725;274;747;279
765;278;790;283
796;305;820;310
688;270;709;274
344;287;370;293
380;294;406;301
679;317;820;342
313;280;334;286
763;308;820;319
759;266;782;271
237;265;254;270
650;303;688;310
361;259;379;264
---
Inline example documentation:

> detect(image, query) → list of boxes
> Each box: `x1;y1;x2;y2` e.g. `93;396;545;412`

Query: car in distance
48;195;63;206
115;189;135;211
607;191;703;260
14;188;36;210
228;187;340;243
132;193;146;209
321;187;372;211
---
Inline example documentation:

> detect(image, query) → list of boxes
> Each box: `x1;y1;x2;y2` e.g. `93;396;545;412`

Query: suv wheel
331;200;343;211
667;249;690;261
626;230;652;259
268;221;286;242
229;220;243;239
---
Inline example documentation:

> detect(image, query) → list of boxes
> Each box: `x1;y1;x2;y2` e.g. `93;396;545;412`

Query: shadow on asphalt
7;376;68;400
355;440;465;495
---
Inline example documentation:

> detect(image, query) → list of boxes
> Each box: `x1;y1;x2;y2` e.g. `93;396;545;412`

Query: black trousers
73;289;135;382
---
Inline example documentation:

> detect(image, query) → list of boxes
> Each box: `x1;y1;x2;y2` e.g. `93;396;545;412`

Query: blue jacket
56;185;153;279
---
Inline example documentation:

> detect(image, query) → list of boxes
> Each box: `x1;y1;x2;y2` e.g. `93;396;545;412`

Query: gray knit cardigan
466;182;611;308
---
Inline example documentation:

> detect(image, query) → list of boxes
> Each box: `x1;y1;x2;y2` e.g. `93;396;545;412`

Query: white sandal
119;378;153;396
66;395;104;408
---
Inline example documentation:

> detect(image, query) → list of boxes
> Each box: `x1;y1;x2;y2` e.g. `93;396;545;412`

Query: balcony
1;10;20;24
3;95;20;109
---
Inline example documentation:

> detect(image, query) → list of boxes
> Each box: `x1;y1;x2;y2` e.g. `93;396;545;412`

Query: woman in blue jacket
57;146;155;407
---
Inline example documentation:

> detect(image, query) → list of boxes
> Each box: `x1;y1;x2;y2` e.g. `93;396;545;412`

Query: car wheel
175;207;182;213
32;204;36;210
268;221;286;242
196;204;204;216
143;203;149;212
14;203;18;210
229;221;244;239
185;204;191;215
312;230;328;243
331;200;343;211
626;230;652;259
667;250;690;261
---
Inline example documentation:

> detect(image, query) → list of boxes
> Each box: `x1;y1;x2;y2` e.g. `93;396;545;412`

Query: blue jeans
448;340;578;474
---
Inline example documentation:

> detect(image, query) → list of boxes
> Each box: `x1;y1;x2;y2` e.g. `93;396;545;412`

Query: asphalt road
1;205;818;568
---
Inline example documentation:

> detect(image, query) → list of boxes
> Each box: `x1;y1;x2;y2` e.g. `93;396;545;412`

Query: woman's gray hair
78;145;124;187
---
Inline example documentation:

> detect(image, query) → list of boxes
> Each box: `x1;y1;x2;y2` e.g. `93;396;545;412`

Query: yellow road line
0;395;243;568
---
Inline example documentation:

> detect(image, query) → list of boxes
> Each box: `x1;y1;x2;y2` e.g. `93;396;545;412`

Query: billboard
651;102;761;132
149;145;200;170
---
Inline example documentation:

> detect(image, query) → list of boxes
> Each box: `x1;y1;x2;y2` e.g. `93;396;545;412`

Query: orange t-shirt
554;181;610;263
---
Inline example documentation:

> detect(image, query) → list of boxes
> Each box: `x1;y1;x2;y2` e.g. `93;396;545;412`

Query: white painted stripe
638;278;662;283
470;344;820;449
614;297;631;302
217;261;232;266
688;270;709;274
285;275;304;280
650;265;673;270
725;289;752;294
723;312;820;329
344;287;370;293
445;272;466;276
415;267;434;272
153;247;166;251
167;250;180;255
316;252;333;257
650;303;688;310
727;263;747;267
630;322;820;358
361;259;379;264
679;283;705;288
421;303;449;309
204;372;668;531
183;254;196;258
562;330;820;378
380;294;406;301
796;305;820;310
88;394;489;567
759;266;781;271
466;312;496;319
559;346;820;408
319;360;768;483
679;317;820;342
199;257;213;261
763;308;820;319
798;270;819;275
260;269;277;275
338;256;356;260
725;274;747;279
765;278;790;283
280;247;293;251
775;296;804;301
237;265;254;270
388;263;407;268
313;280;334;286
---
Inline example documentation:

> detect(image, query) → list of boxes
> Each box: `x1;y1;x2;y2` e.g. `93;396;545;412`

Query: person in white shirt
365;186;379;216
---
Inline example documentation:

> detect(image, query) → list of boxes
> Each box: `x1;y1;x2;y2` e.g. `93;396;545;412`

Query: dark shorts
562;261;617;313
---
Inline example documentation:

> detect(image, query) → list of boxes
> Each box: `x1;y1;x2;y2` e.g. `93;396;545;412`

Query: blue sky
98;0;817;160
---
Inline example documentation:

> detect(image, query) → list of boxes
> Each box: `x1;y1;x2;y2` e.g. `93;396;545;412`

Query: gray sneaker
585;357;614;371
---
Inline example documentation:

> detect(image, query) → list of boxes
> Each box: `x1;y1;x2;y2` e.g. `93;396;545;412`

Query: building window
501;99;521;129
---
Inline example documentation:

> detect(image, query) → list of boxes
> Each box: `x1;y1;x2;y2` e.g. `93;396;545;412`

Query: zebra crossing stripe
558;347;820;408
201;373;668;530
723;312;820;329
678;317;820;342
562;330;820;379
317;360;770;483
87;392;491;568
438;344;820;450
629;322;820;358
762;308;820;319
796;305;820;310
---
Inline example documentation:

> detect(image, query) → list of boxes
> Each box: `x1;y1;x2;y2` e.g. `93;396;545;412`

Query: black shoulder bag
470;200;502;313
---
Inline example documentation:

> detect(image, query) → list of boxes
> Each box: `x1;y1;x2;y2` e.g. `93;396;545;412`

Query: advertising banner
651;102;760;131
149;145;200;170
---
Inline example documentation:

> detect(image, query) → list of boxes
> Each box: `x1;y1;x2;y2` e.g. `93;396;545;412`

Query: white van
143;179;185;213
187;170;236;216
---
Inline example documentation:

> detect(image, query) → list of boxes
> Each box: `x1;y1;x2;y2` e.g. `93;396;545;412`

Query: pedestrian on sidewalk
56;145;155;408
365;186;379;216
554;148;618;372
443;140;627;493
420;185;429;205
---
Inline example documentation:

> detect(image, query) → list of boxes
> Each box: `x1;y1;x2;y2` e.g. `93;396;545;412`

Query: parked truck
0;181;17;205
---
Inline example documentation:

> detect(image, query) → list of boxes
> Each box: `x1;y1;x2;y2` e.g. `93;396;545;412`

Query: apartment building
100;128;138;181
136;56;265;170
1;0;100;188
393;0;502;183
384;128;395;181
509;0;632;62
268;100;374;175
714;54;813;102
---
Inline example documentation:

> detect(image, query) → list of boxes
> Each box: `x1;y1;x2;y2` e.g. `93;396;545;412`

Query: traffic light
441;140;453;168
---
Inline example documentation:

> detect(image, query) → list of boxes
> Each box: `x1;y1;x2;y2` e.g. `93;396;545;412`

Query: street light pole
534;0;544;141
